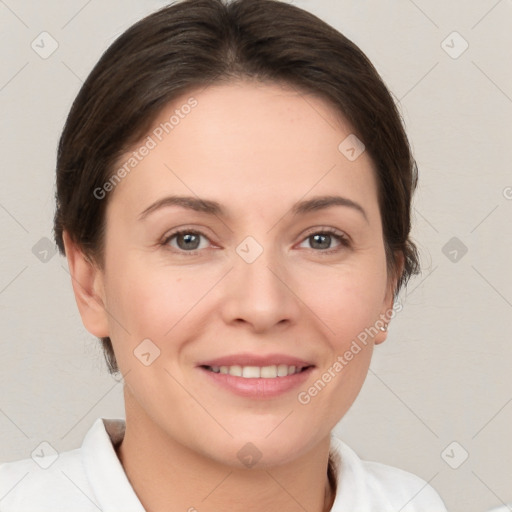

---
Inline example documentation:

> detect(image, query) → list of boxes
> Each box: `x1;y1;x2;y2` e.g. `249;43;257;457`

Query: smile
202;364;310;379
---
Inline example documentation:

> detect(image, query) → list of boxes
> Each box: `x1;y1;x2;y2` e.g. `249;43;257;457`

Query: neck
116;392;336;512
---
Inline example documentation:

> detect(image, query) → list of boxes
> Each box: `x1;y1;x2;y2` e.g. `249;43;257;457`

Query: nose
219;243;301;334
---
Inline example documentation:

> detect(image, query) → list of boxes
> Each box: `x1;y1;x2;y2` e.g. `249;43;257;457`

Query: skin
64;80;402;512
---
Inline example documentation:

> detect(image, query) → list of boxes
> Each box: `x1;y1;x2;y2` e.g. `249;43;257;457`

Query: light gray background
1;1;511;511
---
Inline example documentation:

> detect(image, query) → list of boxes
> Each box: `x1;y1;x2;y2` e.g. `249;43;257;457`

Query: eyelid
296;226;351;253
300;225;351;243
160;227;216;254
160;225;351;254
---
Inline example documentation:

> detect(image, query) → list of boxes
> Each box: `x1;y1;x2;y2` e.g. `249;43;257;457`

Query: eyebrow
138;194;368;223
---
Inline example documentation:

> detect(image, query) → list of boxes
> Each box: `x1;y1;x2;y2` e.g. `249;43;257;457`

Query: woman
0;0;447;510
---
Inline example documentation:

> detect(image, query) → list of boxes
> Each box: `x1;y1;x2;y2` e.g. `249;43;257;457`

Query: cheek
298;262;388;347
107;271;192;339
296;268;384;424
102;269;201;386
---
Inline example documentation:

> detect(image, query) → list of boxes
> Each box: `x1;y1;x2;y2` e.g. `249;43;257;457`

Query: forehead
107;81;380;222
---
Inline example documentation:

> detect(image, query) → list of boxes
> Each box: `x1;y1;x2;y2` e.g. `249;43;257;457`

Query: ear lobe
373;294;393;345
374;251;405;345
374;329;388;345
62;231;109;338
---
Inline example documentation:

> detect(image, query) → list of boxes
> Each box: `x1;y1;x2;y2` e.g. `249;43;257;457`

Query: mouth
196;353;316;398
200;364;313;379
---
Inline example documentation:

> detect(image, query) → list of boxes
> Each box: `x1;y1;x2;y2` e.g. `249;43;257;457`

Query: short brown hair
54;0;420;375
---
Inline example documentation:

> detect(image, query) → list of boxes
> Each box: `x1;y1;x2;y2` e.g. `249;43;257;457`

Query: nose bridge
221;234;299;331
235;235;286;302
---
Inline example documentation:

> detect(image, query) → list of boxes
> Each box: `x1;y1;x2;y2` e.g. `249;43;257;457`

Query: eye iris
171;232;338;251
310;233;331;250
177;232;200;250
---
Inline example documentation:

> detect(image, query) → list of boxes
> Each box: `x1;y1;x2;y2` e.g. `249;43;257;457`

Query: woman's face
83;81;397;467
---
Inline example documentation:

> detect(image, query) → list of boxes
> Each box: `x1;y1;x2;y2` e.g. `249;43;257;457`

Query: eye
160;227;350;255
162;229;211;252
298;228;350;253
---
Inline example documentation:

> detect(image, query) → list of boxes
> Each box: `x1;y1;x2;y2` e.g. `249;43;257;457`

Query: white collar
82;418;144;511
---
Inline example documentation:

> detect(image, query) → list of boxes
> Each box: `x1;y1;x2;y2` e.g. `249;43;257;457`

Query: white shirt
0;418;447;511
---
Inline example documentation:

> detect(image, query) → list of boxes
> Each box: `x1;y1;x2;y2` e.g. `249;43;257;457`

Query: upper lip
197;353;315;369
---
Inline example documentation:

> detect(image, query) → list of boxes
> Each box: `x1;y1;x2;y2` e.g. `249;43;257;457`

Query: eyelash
160;227;351;256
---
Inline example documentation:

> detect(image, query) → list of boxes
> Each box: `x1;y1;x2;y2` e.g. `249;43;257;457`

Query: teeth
207;364;303;378
242;366;260;378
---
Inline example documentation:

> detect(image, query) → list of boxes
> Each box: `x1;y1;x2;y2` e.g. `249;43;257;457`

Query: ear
374;251;404;345
62;231;109;338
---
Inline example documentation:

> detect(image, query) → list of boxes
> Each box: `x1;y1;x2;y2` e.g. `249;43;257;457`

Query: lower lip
198;366;315;399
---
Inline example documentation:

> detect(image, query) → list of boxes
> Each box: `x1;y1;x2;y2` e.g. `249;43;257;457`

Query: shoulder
359;458;447;511
0;418;129;512
0;447;97;511
329;436;447;512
